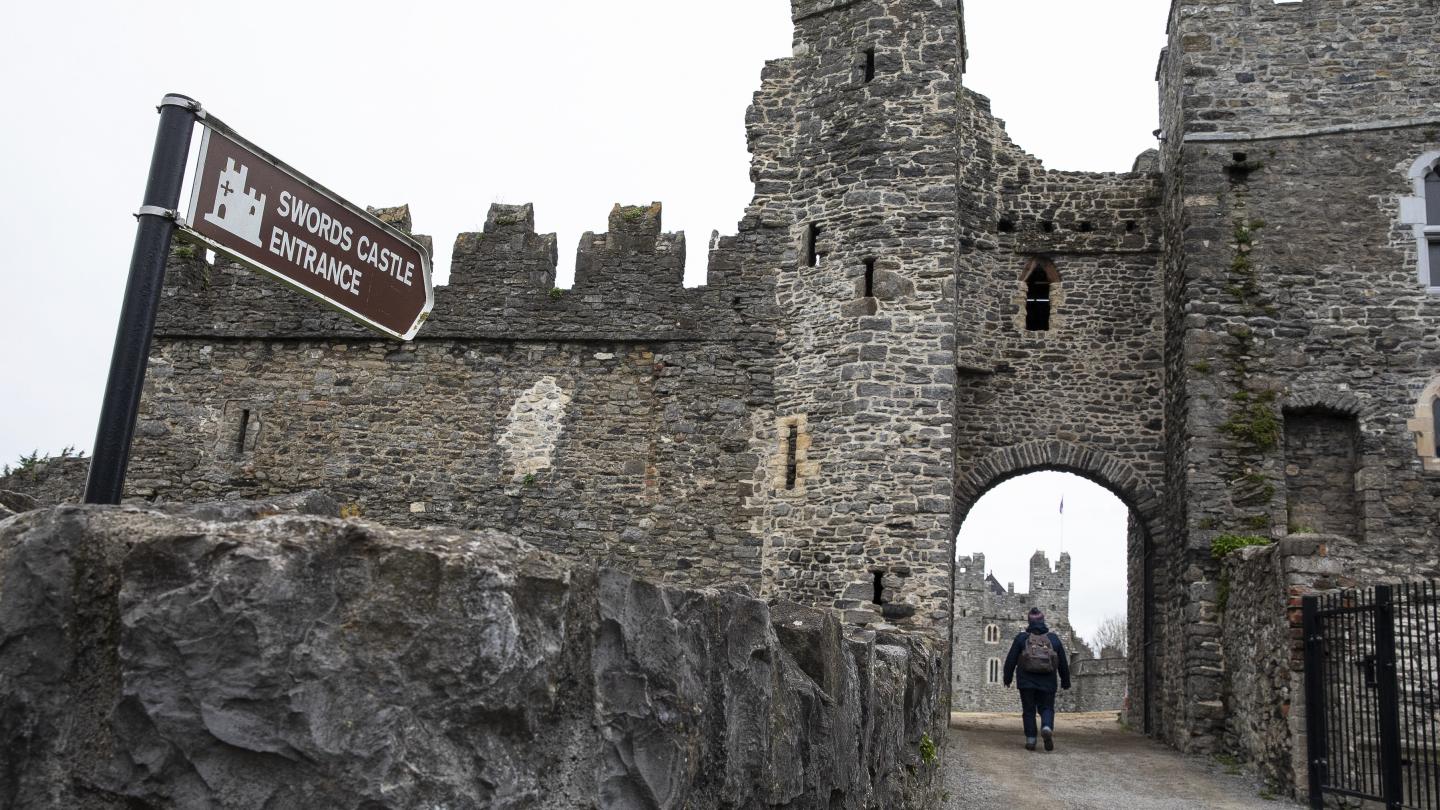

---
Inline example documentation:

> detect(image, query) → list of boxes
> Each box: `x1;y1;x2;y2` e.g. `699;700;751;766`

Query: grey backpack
1020;633;1057;674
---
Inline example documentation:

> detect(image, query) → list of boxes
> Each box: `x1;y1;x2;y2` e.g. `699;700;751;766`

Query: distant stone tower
952;550;1089;711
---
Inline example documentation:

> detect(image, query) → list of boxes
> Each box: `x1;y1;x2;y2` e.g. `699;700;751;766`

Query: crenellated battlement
1028;551;1071;597
955;554;989;589
573;203;684;289
155;201;775;344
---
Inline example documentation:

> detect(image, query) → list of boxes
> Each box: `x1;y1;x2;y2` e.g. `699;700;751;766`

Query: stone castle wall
1069;656;1128;715
130;0;1170;645
131;203;779;592
1158;0;1440;757
1163;0;1440;137
953;91;1168;515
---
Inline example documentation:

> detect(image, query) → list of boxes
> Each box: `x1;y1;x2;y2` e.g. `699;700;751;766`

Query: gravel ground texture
942;712;1304;810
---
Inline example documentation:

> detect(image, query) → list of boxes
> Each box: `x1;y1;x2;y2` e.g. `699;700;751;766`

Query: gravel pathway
942;713;1303;810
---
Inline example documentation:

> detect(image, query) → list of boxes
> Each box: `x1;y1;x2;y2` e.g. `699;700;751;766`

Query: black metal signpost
83;94;433;504
84;94;199;505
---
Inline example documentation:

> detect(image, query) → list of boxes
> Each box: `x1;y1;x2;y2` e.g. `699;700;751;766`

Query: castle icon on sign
204;158;266;247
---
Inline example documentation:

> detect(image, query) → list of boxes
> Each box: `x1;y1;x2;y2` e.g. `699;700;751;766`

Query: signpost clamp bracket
134;205;178;220
157;94;204;118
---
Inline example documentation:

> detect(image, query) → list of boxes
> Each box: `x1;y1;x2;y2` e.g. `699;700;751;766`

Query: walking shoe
1041;726;1054;751
1025;738;1037;751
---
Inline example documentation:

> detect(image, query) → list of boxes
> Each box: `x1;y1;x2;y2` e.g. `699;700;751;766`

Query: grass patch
1212;534;1272;559
1212;534;1273;611
618;205;649;223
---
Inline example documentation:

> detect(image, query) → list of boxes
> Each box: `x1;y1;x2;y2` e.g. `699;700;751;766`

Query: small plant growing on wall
1211;534;1273;611
1212;533;1272;559
1221;391;1280;452
2;446;81;478
919;733;937;765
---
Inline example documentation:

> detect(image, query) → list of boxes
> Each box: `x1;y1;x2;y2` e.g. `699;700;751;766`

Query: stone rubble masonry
1160;0;1440;761
0;504;946;809
1069;655;1128;715
1218;535;1378;799
743;0;963;629
0;456;88;509
132;199;780;595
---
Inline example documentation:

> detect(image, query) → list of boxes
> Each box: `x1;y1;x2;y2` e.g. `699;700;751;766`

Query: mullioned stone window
1401;151;1440;293
985;624;1000;643
1409;377;1440;472
987;658;1001;684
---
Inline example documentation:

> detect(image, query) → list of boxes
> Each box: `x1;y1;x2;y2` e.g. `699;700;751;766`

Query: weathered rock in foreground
0;505;944;809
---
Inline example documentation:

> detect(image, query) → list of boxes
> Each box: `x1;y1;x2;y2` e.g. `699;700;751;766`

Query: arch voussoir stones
954;439;1163;546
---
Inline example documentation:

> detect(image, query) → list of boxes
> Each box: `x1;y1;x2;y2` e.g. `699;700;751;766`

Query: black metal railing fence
1305;583;1440;810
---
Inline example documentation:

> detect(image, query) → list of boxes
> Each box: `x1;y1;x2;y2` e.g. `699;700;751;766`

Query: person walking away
1002;607;1071;751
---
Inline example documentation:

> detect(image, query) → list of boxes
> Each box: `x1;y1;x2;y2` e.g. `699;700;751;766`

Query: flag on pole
1059;496;1064;514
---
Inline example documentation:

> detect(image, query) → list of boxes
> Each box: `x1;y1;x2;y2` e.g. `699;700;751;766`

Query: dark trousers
1019;688;1056;740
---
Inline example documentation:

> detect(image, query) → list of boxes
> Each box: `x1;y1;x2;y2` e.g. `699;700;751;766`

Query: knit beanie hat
1028;607;1045;621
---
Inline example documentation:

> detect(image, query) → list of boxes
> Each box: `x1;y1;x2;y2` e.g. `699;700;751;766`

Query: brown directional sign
182;127;433;340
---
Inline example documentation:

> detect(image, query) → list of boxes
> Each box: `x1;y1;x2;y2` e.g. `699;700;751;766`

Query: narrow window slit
863;258;876;298
1026;275;1051;331
236;409;251;454
872;571;884;605
804;223;822;268
863;48;876;83
784;425;799;490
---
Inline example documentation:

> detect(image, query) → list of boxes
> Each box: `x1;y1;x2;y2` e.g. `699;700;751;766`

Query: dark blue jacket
1002;621;1072;692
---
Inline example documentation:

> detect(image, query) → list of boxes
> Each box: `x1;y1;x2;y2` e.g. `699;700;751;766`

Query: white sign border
178;123;435;342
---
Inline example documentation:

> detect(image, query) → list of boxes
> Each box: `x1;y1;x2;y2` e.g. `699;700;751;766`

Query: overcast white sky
955;472;1131;647
0;1;1169;627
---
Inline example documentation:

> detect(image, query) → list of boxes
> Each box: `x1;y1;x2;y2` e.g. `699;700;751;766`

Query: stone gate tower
744;0;964;627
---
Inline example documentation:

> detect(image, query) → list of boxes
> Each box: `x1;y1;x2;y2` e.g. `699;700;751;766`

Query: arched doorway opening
950;441;1165;735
